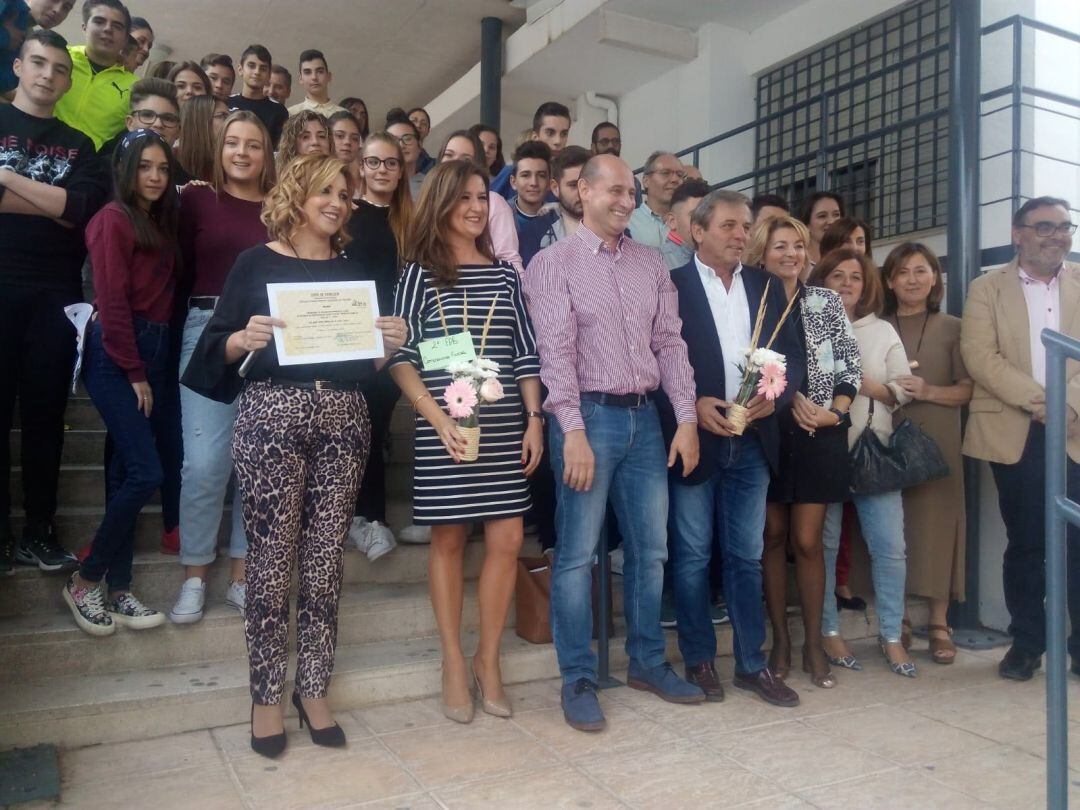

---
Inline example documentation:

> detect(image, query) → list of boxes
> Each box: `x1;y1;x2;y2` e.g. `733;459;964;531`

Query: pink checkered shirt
522;225;697;433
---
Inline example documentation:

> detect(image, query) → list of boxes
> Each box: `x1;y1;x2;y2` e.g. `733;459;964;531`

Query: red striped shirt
522;225;697;432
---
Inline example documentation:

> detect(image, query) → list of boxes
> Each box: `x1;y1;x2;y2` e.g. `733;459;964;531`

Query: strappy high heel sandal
823;631;862;671
801;644;837;689
880;636;918;678
927;624;957;665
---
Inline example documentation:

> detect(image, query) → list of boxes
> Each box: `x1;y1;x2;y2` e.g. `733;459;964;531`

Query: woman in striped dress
389;160;543;723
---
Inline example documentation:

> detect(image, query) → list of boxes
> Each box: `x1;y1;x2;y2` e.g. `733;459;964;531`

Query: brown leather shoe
732;666;800;708
685;661;724;702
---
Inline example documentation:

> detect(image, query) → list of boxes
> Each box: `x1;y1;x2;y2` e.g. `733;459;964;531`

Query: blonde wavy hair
262;153;354;253
745;214;811;271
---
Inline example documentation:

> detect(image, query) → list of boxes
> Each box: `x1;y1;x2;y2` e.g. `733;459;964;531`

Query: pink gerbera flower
443;379;478;419
757;362;787;401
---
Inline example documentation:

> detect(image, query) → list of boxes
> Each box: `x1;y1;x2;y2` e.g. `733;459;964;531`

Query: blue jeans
669;434;769;675
822;491;906;640
178;308;246;566
81;319;171;590
549;401;669;684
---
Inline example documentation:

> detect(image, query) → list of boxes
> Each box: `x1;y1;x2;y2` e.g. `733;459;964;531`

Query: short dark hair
532;101;571;132
201;53;234;74
798;191;846;226
671;179;711;209
272;64;292;83
298;49;328;70
407;106;429;121
327;110;361;132
1013;195;1072;228
385;108;420;139
820;217;874;260
130;15;150;33
513;140;552;170
590;121;619;143
750;193;789;219
130;77;177;109
551;145;591;182
19;29;70;62
240;44;272;67
882;242;945;315
81;0;130;32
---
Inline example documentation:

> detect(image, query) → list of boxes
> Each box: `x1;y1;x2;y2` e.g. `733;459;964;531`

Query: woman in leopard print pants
183;155;407;757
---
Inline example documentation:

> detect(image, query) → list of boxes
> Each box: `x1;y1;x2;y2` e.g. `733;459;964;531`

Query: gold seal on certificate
266;281;384;365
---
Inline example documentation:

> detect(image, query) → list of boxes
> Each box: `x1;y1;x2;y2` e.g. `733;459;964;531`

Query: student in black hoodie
0;29;110;574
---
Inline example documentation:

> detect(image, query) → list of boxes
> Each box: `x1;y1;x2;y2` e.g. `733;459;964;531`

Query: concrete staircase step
0;604;895;751
0;539;536;618
10;465;160;509
0;581;489;680
9;429;105;467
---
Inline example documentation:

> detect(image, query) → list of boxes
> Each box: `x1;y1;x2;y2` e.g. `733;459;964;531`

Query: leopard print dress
232;381;371;704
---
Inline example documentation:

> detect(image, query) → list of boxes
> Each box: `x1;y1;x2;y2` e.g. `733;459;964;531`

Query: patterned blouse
800;285;863;407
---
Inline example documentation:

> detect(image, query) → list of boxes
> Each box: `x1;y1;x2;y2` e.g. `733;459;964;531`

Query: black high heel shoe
250;703;286;759
291;691;346;747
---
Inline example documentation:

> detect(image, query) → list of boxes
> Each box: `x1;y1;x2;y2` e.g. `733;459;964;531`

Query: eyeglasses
1018;221;1077;237
362;156;402;171
594;137;621;148
394;134;418;146
646;168;687;181
131;109;180;127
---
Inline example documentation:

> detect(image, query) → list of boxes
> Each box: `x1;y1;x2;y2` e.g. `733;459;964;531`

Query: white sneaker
169;577;205;624
398;524;431;544
364;521;396;562
225;580;246;612
609;547;624;576
348;516;371;553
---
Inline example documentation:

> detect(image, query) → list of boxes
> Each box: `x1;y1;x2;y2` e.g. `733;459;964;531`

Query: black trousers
990;424;1080;659
0;285;78;523
354;372;399;523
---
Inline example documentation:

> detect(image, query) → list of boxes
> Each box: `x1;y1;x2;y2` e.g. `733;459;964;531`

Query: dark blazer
659;258;807;485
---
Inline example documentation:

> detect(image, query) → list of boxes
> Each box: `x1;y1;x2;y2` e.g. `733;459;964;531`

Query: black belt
581;391;654;408
263;377;364;392
189;296;218;310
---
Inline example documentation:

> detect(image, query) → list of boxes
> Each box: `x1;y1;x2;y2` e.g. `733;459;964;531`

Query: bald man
522;155;704;732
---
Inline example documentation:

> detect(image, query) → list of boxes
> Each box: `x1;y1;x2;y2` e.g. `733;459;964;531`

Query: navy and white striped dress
389;261;540;524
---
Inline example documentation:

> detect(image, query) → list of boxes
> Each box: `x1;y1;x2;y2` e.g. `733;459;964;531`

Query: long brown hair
808;248;883;319
363;130;413;268
212;111;276;195
176;95;220;182
277;110;330;176
820;217;875;259
407;160;493;287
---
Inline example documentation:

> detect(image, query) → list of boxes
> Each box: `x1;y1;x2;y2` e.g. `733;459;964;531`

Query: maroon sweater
179;185;268;296
86;203;176;382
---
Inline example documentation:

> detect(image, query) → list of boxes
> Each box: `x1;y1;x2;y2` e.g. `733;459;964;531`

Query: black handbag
850;399;949;495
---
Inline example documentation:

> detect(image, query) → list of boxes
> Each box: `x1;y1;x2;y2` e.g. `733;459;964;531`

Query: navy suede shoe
627;660;706;704
561;678;606;732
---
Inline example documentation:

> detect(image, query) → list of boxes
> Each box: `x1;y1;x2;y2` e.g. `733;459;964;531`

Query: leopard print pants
232;381;371;705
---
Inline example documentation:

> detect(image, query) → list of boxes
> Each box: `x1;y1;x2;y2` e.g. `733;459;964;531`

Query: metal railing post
1041;328;1073;810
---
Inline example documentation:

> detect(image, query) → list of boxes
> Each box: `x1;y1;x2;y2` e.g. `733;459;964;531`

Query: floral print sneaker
106;591;166;630
63;574;115;636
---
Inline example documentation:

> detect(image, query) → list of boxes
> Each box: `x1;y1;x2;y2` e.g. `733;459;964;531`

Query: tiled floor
20;640;1080;809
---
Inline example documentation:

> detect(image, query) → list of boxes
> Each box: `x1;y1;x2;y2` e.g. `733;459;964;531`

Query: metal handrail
1041;327;1078;810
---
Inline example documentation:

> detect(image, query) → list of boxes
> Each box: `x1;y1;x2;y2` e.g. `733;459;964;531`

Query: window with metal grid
754;0;951;238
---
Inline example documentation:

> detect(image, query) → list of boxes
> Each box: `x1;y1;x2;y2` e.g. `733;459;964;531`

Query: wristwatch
828;407;850;427
525;410;545;425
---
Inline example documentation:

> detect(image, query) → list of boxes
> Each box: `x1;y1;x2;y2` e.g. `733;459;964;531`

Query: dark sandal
928;624;956;665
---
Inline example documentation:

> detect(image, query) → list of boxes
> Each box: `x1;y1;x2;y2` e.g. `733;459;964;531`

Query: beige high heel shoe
472;656;512;717
440;663;475;724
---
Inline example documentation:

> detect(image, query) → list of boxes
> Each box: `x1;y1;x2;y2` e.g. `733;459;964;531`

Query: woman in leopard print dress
183;155;407;758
